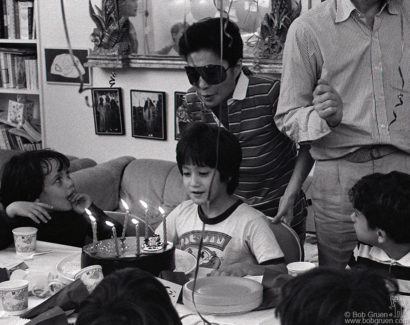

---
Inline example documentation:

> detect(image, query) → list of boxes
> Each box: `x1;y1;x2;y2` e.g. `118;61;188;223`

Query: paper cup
0;280;29;315
74;265;104;293
286;262;317;277
12;227;38;256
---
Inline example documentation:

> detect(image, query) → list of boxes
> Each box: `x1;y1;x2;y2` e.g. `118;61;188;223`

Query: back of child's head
0;150;70;207
349;171;410;244
75;268;182;325
178;17;243;67
276;266;400;325
176;122;242;195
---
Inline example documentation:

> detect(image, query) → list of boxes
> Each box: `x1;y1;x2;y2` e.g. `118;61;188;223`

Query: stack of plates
183;276;263;315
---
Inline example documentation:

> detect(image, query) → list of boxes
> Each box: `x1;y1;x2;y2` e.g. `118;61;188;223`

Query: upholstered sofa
0;149;189;235
70;156;189;234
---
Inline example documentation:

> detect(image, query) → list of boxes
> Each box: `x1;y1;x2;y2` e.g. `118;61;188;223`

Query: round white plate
183;277;263;314
174;249;197;275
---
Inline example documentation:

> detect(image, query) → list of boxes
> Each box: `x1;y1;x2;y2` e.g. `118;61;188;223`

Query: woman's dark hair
276;267;401;325
76;268;182;325
176;122;242;195
179;17;243;67
0;150;70;207
349;171;410;244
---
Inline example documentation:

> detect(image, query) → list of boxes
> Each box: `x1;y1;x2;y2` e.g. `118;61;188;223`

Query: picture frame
174;91;190;141
44;48;91;85
91;88;125;135
131;90;166;140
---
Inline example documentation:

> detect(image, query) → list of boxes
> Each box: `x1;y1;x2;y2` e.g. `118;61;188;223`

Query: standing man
178;18;314;244
276;0;410;268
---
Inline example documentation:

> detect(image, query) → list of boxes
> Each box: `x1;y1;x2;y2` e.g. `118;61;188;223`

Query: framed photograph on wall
131;90;166;140
174;91;190;140
91;88;125;135
44;48;91;85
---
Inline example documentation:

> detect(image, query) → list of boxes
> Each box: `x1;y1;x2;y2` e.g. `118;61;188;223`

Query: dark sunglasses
184;65;230;85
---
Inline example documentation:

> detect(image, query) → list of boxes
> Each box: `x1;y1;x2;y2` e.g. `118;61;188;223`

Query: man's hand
312;79;343;127
69;193;92;214
270;193;296;225
5;201;53;224
207;263;266;277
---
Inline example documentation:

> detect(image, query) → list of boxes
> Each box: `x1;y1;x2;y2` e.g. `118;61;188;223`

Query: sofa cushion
119;159;189;230
71;156;135;211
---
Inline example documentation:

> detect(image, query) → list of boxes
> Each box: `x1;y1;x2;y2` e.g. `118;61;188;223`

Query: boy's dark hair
176;122;242;195
349;171;410;244
0;150;70;207
276;267;401;325
178;17;243;67
76;268;182;325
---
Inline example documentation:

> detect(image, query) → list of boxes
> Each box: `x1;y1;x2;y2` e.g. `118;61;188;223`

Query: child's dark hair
276;267;401;325
76;268;182;325
349;171;410;244
0;150;70;208
176;122;242;195
178;17;243;67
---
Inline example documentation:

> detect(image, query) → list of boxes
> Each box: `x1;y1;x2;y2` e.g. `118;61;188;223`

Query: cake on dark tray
81;236;175;277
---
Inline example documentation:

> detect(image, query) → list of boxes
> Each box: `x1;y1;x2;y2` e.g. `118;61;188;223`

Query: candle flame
105;221;114;227
139;200;148;209
131;218;139;225
89;215;96;222
85;208;92;216
121;199;129;211
158;206;165;215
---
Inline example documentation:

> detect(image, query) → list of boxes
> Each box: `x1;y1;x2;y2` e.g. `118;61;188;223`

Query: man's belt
342;146;399;163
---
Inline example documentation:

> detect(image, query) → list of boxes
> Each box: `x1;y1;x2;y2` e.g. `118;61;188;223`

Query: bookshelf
0;0;43;151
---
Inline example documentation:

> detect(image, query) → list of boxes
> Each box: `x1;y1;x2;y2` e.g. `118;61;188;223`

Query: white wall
38;0;191;163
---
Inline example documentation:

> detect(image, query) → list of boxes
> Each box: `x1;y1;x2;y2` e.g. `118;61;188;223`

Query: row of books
0;48;38;89
0;0;35;40
0;118;41;151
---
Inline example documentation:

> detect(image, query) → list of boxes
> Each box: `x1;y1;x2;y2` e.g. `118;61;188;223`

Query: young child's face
38;159;76;211
351;210;378;245
182;164;228;207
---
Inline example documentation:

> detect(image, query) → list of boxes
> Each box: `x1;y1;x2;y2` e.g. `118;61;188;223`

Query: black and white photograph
91;88;125;135
174;91;191;140
131;90;166;140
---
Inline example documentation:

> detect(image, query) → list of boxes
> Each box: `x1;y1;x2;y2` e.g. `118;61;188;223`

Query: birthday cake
81;235;175;277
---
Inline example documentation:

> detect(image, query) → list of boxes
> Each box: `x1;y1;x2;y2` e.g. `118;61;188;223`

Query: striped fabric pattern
185;76;307;223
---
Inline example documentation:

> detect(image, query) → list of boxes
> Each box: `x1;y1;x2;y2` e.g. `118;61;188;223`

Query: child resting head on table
76;267;182;325
276;267;402;325
155;122;287;277
0;149;123;249
348;171;410;309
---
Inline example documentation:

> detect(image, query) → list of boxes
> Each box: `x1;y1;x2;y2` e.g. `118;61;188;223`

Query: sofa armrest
71;156;136;211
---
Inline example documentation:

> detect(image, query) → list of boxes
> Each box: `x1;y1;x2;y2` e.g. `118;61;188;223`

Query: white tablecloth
0;241;280;325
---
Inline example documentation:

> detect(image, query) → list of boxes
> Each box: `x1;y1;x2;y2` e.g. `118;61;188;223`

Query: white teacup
12;227;38;257
0;280;29;315
286;262;317;277
74;265;104;293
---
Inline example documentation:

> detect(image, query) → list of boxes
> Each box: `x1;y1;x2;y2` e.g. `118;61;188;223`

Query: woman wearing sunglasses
178;18;314;245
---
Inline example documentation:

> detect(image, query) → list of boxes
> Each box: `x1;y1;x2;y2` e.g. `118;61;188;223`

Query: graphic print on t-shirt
179;230;232;269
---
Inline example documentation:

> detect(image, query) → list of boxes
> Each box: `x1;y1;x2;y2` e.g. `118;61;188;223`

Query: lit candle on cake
85;208;98;243
105;221;120;257
121;199;130;239
132;218;140;256
139;200;149;239
158;206;167;249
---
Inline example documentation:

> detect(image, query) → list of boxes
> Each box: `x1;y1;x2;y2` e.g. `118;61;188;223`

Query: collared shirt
351;243;410;317
275;0;410;160
184;72;307;221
